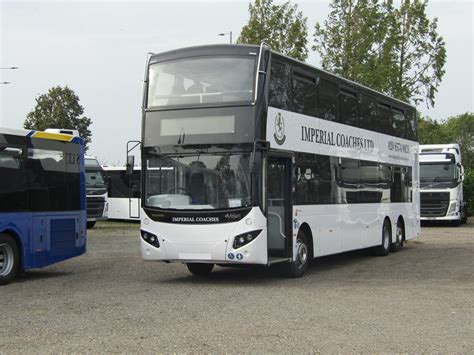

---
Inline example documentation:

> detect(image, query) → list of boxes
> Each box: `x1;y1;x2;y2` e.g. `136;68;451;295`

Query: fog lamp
141;230;160;248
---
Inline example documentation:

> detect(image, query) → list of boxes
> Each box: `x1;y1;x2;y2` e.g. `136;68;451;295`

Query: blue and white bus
136;44;420;277
0;128;86;285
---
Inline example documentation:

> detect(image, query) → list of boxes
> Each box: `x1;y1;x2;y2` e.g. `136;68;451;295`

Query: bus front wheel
187;263;214;276
0;233;20;285
283;231;309;278
86;221;96;229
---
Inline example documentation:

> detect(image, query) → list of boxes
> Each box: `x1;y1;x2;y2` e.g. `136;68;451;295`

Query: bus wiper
177;128;185;145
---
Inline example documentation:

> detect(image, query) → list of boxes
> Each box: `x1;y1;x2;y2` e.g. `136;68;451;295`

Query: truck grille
420;192;450;217
86;197;105;218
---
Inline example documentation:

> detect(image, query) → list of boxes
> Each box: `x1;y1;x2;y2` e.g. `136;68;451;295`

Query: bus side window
317;79;338;122
0;145;27;212
360;94;377;131
377;103;393;136
269;60;292;111
392;108;407;140
339;88;359;127
292;70;317;117
406;110;417;141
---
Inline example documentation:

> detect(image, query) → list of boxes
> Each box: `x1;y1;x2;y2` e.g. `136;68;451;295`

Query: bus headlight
141;230;160;248
233;230;262;249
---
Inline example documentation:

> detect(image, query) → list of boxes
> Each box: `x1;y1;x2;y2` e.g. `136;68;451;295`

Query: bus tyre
391;222;404;253
86;221;96;229
283;231;309;278
375;220;391;256
0;234;20;286
187;263;214;276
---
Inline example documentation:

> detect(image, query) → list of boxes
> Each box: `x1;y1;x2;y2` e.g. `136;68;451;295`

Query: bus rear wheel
186;263;214;276
0;234;20;285
86;221;96;229
391;221;404;253
374;220;391;256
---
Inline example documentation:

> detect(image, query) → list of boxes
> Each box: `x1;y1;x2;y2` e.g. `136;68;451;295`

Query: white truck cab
419;144;467;225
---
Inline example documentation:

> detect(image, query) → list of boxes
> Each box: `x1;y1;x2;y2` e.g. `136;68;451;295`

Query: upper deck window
147;56;256;108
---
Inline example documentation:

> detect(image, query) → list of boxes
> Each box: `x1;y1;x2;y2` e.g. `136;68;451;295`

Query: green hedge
464;168;474;216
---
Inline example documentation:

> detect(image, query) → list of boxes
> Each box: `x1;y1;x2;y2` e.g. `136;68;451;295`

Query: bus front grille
420;192;450;217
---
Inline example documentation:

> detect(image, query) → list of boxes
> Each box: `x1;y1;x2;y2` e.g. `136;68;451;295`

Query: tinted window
292;71;317;117
317;79;338;121
406;110;418;141
269;61;293;110
392;108;406;139
0;143;27;212
28;148;67;211
360;94;377;131
377;103;393;135
107;170;141;198
339;89;359;126
295;153;335;205
27;138;81;212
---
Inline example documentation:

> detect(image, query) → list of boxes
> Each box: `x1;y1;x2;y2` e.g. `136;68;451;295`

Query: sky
1;0;473;165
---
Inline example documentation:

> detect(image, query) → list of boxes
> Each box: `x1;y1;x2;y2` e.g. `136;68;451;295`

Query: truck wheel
0;234;20;285
283;230;309;278
460;206;467;225
187;263;214;276
374;220;391;256
86;221;96;229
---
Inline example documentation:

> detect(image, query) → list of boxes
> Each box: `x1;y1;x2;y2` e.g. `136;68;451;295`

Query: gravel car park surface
1;219;473;353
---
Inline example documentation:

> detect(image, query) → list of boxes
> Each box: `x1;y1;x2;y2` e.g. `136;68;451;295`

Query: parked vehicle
84;156;108;228
0;128;87;285
419;144;467;226
132;44;420;277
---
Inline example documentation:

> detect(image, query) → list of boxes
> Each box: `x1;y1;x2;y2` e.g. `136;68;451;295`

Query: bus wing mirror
126;156;135;176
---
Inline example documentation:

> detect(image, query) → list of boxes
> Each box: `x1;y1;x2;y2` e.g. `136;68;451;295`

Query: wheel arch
298;222;314;259
0;227;25;270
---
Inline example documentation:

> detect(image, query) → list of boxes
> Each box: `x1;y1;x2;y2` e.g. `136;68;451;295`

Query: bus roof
0;127;80;143
148;44;415;111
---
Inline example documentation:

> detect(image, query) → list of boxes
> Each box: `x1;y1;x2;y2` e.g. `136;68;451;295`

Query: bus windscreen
147;57;255;108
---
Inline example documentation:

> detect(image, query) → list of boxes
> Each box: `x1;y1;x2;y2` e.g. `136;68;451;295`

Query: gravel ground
1;218;473;353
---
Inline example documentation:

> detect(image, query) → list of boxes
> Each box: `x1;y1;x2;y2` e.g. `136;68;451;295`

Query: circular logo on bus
274;112;286;145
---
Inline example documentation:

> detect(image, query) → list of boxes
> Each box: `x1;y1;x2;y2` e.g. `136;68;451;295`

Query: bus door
129;171;140;219
266;155;292;259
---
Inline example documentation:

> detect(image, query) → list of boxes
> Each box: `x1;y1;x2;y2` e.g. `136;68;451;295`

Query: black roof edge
149;44;260;64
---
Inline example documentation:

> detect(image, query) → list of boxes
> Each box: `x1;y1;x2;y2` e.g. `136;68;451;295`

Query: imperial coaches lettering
138;44;420;277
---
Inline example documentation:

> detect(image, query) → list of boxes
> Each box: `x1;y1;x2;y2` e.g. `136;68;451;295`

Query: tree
24;86;92;151
313;0;446;108
238;0;309;61
418;112;473;168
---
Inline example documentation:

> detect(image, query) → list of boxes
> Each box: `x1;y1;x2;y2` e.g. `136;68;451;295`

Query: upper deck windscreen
147;56;256;108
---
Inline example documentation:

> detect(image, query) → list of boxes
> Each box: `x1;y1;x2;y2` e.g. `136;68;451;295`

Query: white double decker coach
134;44;420;277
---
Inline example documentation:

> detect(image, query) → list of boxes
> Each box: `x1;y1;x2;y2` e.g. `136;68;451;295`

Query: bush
464;168;474;216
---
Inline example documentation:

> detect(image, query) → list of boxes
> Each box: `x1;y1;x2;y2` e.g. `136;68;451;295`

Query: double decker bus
136;44;420;277
0;128;86;284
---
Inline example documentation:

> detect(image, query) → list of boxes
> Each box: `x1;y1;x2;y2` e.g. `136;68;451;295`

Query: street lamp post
218;31;232;44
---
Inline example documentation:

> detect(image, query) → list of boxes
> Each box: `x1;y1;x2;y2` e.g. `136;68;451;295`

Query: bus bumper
140;207;268;265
